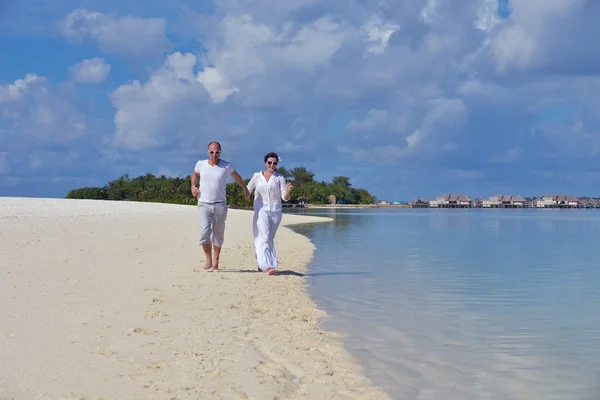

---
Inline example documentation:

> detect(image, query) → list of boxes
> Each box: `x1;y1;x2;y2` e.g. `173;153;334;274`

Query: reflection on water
289;208;600;400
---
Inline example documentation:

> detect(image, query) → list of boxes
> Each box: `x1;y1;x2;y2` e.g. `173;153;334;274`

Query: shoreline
306;204;600;210
306;204;410;209
0;197;390;399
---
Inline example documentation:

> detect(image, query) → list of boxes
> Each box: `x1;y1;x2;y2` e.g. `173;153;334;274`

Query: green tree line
65;166;376;207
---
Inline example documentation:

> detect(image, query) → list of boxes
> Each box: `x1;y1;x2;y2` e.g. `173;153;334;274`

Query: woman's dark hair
264;152;279;163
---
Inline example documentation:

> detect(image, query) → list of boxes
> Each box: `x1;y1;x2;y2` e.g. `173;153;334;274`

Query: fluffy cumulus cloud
69;57;111;84
0;73;92;193
2;0;600;199
110;52;212;150
59;8;172;60
0;74;86;146
491;0;600;73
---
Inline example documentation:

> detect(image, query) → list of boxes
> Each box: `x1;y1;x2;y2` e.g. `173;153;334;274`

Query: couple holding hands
191;141;294;275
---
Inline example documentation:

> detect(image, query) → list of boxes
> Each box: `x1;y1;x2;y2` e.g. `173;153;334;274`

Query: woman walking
245;152;293;275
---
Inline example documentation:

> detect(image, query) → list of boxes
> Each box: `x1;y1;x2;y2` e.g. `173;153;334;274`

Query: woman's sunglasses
267;161;278;166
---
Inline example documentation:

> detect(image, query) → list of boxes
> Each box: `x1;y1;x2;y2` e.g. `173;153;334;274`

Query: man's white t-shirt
194;159;235;203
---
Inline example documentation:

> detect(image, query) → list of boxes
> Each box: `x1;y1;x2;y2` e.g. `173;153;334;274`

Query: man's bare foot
203;260;213;270
211;259;219;271
267;268;276;275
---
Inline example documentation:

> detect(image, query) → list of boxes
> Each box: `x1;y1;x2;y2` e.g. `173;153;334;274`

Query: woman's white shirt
247;171;288;212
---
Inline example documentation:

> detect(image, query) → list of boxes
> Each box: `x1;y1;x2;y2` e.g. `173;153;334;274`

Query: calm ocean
287;208;600;400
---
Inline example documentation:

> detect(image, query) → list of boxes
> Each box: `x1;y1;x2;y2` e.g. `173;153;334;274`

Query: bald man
191;141;249;271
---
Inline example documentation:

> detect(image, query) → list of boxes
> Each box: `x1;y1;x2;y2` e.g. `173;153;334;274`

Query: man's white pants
253;210;282;271
198;202;228;247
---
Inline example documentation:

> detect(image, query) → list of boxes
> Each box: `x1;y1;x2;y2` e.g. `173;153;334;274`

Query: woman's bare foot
266;268;276;275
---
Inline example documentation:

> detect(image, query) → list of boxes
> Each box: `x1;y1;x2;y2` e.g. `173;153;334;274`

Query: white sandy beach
0;197;389;400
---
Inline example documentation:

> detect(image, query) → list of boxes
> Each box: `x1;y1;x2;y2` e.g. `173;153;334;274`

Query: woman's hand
283;182;293;201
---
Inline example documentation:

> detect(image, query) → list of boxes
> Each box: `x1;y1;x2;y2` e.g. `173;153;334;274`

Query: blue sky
1;0;600;201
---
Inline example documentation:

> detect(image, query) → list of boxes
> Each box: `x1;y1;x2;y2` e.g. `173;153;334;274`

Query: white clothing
247;171;288;271
253;210;282;271
194;159;234;204
198;202;227;247
246;171;288;212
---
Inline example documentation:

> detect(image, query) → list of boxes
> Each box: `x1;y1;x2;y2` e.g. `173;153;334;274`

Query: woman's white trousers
253;209;282;271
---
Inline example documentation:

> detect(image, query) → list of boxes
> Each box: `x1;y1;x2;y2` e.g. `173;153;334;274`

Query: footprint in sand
132;327;152;335
257;361;288;379
145;310;168;319
92;348;117;357
144;362;166;370
143;287;160;292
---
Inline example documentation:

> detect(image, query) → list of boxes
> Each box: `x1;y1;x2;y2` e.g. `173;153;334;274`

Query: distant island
65;166;376;207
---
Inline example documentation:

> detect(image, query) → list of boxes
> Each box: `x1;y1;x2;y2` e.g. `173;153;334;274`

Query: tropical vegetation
65;166;376;207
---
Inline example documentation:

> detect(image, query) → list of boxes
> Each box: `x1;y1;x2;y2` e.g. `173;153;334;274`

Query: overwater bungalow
534;195;581;208
409;198;430;208
482;195;501;208
482;194;526;208
409;193;598;209
435;193;472;208
580;198;600;208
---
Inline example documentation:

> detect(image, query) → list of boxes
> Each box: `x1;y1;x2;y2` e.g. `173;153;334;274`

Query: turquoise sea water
287;208;600;400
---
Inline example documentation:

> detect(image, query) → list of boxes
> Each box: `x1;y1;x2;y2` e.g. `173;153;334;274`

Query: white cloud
0;73;85;145
406;98;467;156
109;13;353;150
420;0;439;24
457;79;512;105
60;2;600;170
69;57;111;84
490;0;591;72
346;109;389;132
59;8;171;60
341;96;467;164
214;0;322;21
5;0;600;199
0;73;39;102
27;150;87;173
110;52;210;150
490;147;523;163
105;2;494;160
196;14;349;107
474;0;502;32
363;16;399;54
196;67;239;104
423;98;468;133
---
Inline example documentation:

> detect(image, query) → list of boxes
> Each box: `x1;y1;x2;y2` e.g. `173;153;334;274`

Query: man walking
191;141;249;271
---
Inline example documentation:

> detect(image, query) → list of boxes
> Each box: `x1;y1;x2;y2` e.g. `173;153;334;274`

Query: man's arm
231;170;250;196
191;171;200;197
245;173;257;200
